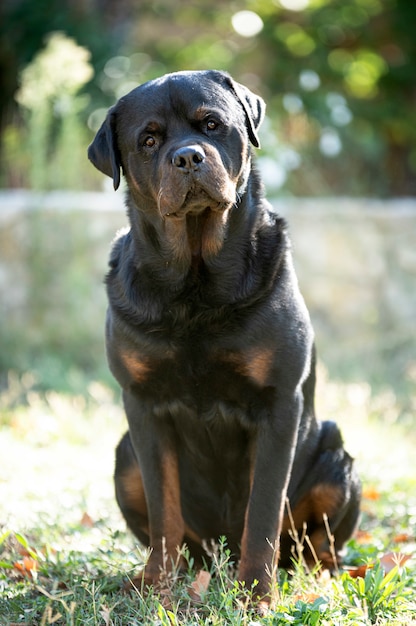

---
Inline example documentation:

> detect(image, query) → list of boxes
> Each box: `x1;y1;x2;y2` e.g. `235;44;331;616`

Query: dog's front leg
238;392;301;601
123;391;185;587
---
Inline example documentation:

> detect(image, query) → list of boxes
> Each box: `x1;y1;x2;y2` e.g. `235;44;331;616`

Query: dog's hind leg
281;421;361;569
114;431;150;547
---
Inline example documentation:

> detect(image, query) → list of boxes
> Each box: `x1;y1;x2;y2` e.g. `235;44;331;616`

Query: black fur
88;70;361;601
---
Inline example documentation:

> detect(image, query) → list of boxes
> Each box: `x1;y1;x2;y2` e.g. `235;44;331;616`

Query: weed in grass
1;527;415;625
1;383;416;624
340;560;412;624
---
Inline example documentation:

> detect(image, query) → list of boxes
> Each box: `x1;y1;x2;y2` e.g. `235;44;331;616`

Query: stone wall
0;191;415;390
277;197;416;385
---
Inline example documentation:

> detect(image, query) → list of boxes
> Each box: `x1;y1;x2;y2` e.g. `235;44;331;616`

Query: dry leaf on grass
362;486;381;501
345;551;412;578
354;530;374;544
100;605;114;626
393;533;413;544
13;556;37;578
379;551;411;572
80;512;95;527
188;570;211;602
293;592;323;603
345;564;371;578
158;587;174;610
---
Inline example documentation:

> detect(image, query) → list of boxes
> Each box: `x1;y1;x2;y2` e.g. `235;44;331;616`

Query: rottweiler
88;70;361;602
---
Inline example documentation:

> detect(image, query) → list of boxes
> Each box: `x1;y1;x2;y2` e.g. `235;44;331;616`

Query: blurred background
2;0;416;195
0;0;415;423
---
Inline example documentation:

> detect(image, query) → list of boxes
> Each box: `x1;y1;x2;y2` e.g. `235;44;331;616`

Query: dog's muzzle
158;141;236;218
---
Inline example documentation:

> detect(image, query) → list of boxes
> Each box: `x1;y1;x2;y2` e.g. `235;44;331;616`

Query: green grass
1;369;415;625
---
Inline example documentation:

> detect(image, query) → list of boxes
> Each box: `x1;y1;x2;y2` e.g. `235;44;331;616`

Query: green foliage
1;0;416;195
1;527;414;624
341;563;411;623
89;0;416;196
12;33;94;190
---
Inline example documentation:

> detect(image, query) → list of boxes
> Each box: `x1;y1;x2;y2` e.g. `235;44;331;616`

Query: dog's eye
144;136;156;148
206;119;218;131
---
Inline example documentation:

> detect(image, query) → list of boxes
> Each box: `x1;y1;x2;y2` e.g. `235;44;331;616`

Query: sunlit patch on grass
0;380;125;529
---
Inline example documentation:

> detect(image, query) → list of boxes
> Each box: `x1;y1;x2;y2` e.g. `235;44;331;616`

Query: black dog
88;70;360;602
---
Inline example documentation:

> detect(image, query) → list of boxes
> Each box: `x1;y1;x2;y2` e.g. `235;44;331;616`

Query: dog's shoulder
108;226;131;268
105;226;139;310
256;203;290;259
245;201;293;295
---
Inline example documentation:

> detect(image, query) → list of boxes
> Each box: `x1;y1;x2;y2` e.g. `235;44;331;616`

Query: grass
0;367;415;625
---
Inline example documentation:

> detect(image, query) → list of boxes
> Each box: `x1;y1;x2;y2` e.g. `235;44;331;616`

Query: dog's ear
226;77;266;149
88;109;121;190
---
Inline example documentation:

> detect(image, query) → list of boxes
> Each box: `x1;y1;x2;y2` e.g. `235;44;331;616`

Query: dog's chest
122;337;271;391
115;318;276;417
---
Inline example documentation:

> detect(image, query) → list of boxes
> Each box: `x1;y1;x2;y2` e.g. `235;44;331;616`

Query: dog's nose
172;145;206;171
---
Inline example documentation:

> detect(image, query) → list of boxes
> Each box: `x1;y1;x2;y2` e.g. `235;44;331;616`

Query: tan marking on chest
222;346;275;387
120;350;152;383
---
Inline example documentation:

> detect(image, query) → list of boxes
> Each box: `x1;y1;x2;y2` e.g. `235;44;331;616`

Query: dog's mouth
157;154;237;219
156;154;237;261
159;185;233;219
163;195;228;219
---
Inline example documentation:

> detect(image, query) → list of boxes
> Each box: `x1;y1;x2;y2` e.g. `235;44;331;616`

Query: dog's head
88;70;265;220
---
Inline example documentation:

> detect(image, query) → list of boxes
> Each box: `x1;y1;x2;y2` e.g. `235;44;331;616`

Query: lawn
0;367;415;625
